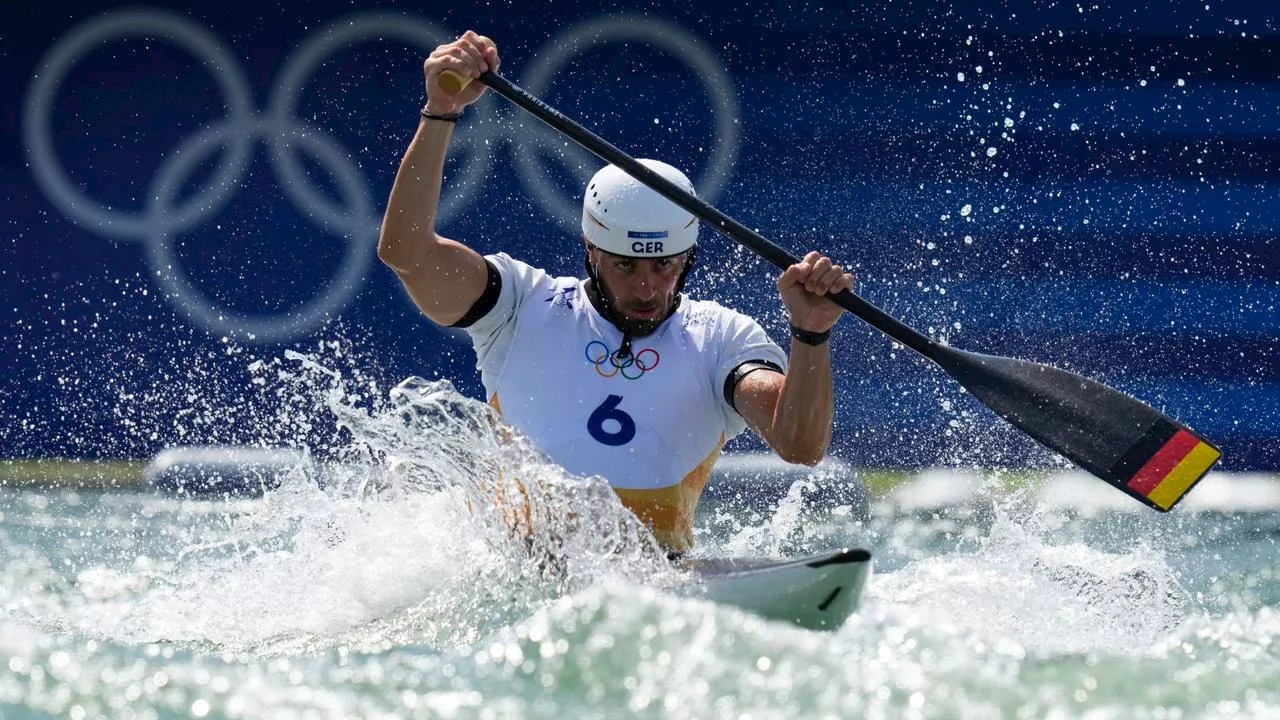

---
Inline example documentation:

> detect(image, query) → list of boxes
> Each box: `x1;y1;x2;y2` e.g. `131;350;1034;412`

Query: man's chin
620;314;663;337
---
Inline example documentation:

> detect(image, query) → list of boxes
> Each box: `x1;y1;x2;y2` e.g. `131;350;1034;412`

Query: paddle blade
933;346;1221;511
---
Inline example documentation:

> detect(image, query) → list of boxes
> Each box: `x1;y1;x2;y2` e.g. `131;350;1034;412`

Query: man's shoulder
487;251;537;277
488;252;578;293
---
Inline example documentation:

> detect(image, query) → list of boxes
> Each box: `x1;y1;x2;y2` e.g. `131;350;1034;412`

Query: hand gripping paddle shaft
436;69;1221;511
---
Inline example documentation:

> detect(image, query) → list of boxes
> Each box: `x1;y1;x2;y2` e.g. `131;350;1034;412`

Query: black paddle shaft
465;69;1221;510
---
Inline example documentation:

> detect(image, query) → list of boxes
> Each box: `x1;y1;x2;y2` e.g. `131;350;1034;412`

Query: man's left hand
777;251;854;334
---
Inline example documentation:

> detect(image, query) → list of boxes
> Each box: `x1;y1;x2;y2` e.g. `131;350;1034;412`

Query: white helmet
581;159;699;258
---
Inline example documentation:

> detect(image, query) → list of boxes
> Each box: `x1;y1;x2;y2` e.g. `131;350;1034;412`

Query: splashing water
21;347;678;655
876;507;1193;658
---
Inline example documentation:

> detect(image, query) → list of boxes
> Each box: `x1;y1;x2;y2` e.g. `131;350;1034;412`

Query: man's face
588;245;688;336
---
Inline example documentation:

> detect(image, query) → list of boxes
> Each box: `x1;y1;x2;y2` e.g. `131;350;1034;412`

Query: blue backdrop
3;0;1276;470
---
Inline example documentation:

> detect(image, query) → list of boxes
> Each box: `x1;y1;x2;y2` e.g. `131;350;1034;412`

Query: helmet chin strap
584;246;697;358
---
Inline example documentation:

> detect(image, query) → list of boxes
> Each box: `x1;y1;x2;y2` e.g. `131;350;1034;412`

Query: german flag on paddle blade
1108;417;1221;511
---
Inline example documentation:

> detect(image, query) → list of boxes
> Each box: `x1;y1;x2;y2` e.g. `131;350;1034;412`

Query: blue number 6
588;394;636;446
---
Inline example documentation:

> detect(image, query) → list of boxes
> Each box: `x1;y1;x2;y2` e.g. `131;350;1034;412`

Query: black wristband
789;323;831;346
420;105;463;123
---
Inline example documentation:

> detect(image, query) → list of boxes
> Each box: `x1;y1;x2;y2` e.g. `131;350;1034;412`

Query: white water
1;346;1277;718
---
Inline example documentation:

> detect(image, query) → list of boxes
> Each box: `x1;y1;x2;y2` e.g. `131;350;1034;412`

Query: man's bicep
396;239;491;326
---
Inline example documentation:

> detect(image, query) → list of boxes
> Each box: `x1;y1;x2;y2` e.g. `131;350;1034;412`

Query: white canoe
677;548;873;630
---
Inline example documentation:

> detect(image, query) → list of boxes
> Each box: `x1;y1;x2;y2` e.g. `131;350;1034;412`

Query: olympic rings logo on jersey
22;9;741;343
585;340;660;380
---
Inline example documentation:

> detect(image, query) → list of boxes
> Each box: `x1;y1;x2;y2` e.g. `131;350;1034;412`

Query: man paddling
377;31;853;556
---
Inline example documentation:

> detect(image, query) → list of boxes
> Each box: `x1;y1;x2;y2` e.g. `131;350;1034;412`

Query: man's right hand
423;30;500;116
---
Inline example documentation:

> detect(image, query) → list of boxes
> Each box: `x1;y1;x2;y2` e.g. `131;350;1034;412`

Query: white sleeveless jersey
463;253;787;551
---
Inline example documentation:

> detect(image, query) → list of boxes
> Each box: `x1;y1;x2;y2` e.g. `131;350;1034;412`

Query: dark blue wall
3;0;1277;469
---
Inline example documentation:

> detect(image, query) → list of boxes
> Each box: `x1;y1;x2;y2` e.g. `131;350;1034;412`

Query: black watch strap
789;323;831;346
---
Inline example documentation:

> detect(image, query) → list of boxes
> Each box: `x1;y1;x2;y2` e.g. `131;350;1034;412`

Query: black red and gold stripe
1108;417;1221;511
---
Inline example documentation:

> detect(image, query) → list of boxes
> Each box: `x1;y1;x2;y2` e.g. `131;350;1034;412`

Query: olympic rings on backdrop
584;340;660;380
22;10;463;343
22;9;741;343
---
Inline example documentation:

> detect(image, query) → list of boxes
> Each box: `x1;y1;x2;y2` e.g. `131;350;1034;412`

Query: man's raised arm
377;30;499;326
